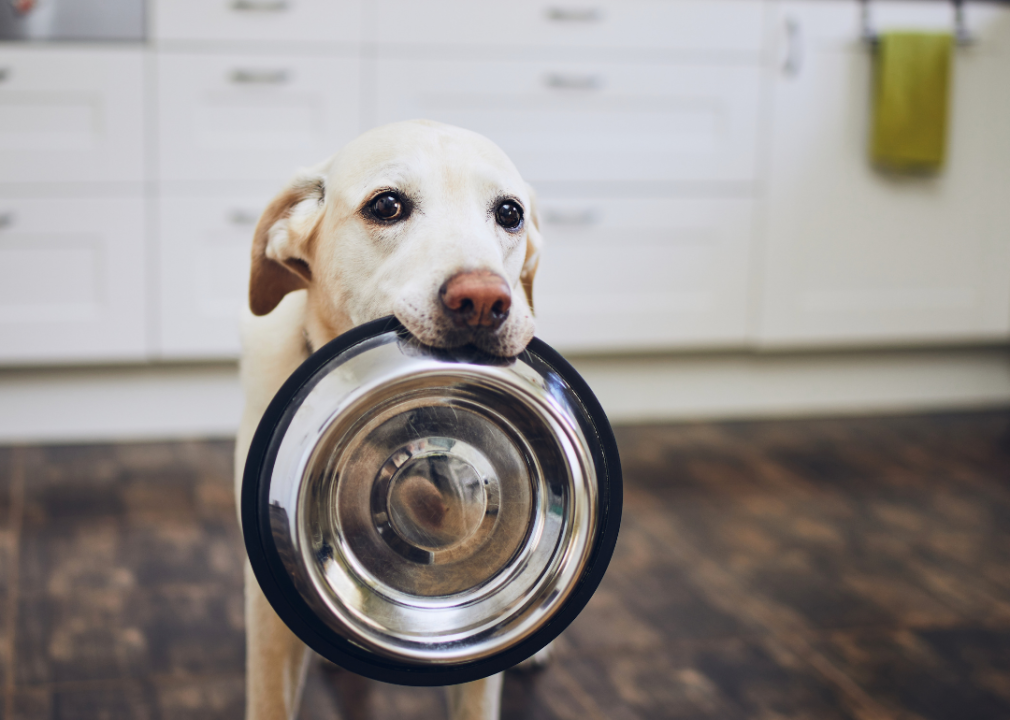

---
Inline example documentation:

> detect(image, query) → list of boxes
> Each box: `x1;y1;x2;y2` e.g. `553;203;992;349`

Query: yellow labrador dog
234;120;544;720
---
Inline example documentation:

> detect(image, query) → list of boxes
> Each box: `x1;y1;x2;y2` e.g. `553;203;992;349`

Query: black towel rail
860;0;974;46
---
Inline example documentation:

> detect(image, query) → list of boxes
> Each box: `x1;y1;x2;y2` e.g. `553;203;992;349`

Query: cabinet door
157;53;359;184
157;194;270;359
0;198;147;364
373;58;761;185
532;197;755;351
758;1;1010;346
0;48;144;184
153;0;360;44
371;0;763;56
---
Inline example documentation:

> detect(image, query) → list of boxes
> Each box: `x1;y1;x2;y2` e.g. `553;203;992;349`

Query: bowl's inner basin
331;401;535;597
386;447;488;552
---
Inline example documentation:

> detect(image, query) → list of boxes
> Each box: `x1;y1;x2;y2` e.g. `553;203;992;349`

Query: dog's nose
440;271;512;330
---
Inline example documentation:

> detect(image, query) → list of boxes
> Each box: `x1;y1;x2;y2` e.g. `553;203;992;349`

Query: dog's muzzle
242;317;622;686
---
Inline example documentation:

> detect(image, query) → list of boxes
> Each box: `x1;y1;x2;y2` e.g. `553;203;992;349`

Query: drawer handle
231;0;289;11
230;68;289;85
544;73;601;91
543;208;599;226
782;17;803;76
229;209;260;225
545;7;601;22
0;212;13;230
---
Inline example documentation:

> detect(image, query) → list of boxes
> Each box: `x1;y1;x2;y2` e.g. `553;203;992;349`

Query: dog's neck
302;291;355;357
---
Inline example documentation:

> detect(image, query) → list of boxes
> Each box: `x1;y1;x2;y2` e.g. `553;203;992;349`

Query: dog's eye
495;201;523;231
370;192;405;221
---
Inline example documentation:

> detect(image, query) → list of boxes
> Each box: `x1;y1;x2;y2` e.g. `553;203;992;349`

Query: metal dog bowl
242;316;621;685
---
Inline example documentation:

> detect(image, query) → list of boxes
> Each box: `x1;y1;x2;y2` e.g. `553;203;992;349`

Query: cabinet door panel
759;1;1010;346
0;198;146;364
153;0;360;44
373;59;761;185
371;0;763;55
0;48;144;184
533;197;755;351
157;195;270;359
157;53;359;183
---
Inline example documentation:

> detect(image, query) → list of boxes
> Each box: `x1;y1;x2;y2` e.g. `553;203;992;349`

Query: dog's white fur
234;120;544;720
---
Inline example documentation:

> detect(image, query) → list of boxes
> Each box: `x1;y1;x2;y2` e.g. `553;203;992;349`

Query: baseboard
569;346;1010;423
1;346;1008;444
0;363;243;444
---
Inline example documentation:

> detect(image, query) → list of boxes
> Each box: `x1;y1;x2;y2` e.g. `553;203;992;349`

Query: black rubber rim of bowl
241;316;623;686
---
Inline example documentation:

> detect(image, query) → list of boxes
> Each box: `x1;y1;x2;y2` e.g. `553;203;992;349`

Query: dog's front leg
245;563;312;720
445;674;504;720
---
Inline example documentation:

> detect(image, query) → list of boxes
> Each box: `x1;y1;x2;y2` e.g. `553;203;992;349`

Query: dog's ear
521;184;544;312
249;169;327;316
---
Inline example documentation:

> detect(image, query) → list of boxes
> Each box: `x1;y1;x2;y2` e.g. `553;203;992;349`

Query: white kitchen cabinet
0;47;144;184
153;0;361;45
0;197;146;364
533;197;756;352
373;58;762;185
156;194;271;359
6;0;1008;369
370;0;763;56
758;1;1010;347
156;52;360;184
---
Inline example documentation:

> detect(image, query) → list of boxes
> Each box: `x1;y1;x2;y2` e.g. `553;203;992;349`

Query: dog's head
248;120;543;357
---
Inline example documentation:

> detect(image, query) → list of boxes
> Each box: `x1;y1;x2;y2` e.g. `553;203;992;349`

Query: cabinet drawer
0;197;147;364
157;194;270;359
153;0;361;44
157;53;360;183
532;197;755;352
0;48;144;184
374;59;761;184
371;0;763;55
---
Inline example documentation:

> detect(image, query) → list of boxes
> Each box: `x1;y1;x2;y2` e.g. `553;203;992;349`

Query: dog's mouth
392;303;532;359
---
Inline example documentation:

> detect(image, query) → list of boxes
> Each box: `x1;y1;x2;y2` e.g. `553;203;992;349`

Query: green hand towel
871;32;953;173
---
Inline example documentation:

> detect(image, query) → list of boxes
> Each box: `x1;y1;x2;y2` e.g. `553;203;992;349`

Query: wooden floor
0;410;1009;719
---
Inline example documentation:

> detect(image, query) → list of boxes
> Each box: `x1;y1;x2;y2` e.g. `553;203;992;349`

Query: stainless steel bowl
243;317;621;685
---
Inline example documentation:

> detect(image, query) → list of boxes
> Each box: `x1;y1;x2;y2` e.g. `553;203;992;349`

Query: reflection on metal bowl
242;316;622;686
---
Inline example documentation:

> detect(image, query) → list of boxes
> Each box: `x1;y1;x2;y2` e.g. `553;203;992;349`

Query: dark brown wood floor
0;410;1009;719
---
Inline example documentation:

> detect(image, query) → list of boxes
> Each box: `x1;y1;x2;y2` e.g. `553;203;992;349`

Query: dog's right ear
249;169;327;316
520;184;544;313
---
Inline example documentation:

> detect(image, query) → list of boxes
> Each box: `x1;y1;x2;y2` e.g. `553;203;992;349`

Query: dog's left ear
521;184;544;312
249;168;327;316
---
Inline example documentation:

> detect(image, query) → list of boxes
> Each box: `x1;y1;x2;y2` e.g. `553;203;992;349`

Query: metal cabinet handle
230;69;289;84
0;213;14;230
544;73;601;90
783;17;802;76
229;209;259;225
545;7;601;22
543;208;599;226
231;0;288;11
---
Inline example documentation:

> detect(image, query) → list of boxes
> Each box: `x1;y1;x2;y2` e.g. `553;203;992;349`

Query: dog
234;119;545;720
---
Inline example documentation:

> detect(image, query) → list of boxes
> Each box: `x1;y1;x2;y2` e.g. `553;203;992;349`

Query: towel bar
860;0;973;46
